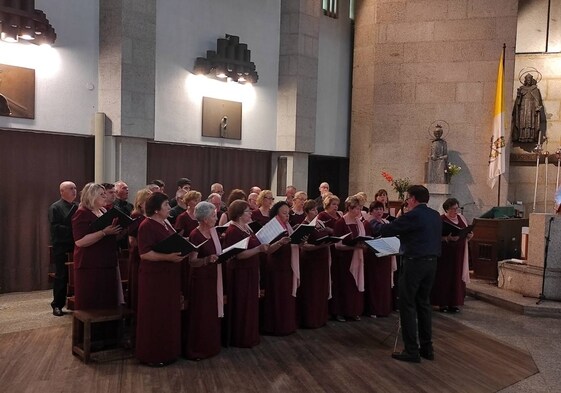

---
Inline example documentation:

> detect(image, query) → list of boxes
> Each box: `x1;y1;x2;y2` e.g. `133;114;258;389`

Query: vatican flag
488;46;506;189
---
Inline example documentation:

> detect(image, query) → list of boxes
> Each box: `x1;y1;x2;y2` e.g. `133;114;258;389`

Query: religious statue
427;124;448;184
512;73;545;143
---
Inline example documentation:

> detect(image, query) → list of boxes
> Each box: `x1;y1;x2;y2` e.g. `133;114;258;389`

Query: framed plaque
202;97;242;140
0;64;35;119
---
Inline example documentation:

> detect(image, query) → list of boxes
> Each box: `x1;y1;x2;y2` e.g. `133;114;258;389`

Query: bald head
60;181;77;203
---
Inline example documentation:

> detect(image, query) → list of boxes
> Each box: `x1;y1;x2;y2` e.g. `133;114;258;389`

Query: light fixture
193;34;259;84
0;1;57;46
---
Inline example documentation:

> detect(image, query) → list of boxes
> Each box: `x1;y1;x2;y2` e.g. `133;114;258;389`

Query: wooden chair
72;308;133;363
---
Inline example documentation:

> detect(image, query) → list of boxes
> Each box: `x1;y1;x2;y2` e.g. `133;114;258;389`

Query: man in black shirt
374;185;442;363
48;181;78;316
114;180;133;215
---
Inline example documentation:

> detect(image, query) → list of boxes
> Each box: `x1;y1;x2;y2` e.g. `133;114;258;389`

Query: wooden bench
72;308;133;363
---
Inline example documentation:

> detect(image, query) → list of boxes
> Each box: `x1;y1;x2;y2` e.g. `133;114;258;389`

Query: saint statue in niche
427;124;448;184
512;73;545;143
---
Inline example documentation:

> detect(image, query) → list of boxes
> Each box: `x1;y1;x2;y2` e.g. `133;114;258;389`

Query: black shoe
420;349;435;360
391;351;421;363
335;315;346;322
52;307;64;317
449;307;460;313
438;306;448;313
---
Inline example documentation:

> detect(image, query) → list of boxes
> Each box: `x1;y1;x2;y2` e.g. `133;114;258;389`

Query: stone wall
351;0;518;218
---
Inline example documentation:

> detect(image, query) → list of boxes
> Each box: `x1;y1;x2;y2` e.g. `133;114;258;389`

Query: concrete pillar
276;0;319;193
98;0;156;194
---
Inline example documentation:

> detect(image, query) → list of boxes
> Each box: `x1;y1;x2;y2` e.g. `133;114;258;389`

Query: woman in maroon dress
331;196;366;322
251;189;274;227
375;189;395;221
72;183;123;310
127;188;152;313
289;191;307;228
174;190;201;237
223;200;269;347
431;198;473;313
184;201;223;360
263;202;297;335
299;200;332;328
317;194;342;232
136;192;185;366
218;189;247;226
364;201;397;317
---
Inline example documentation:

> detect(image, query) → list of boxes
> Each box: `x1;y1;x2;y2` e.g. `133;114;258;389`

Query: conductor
372;185;442;363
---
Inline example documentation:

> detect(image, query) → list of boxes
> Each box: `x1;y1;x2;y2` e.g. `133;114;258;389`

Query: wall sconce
194;34;258;84
0;0;57;45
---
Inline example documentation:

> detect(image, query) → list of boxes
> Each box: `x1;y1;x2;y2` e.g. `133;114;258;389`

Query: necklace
231;221;251;235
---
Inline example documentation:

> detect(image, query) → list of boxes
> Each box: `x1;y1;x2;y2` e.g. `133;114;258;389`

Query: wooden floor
0;313;537;393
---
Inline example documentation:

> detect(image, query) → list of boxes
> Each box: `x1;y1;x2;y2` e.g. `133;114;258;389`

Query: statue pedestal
424;183;450;213
498;214;561;300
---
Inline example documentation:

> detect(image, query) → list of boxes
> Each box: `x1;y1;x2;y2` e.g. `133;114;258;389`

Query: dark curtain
307;155;349;201
147;142;271;200
0;129;94;293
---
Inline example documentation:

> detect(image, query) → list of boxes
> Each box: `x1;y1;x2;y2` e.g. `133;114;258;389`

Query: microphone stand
460;202;475;215
537;216;554;304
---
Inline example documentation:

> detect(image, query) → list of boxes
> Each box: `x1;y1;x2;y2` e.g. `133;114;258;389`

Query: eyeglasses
264;196;274;200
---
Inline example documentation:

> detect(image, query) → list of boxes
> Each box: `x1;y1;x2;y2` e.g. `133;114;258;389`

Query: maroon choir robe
136;218;181;365
298;224;331;328
330;217;364;317
72;207;120;310
363;221;394;317
431;214;468;308
223;224;261;348
183;228;223;360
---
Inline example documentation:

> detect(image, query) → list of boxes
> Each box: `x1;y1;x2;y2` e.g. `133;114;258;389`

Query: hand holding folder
152;233;208;256
89;207;134;233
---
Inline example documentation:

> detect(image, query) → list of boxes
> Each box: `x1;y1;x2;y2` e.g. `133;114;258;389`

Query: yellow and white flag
488;46;506;188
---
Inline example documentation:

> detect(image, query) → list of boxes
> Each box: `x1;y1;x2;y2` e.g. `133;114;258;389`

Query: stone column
98;0;156;194
276;0;320;195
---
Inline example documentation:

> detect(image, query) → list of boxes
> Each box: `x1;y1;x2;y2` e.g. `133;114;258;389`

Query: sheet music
221;236;249;254
255;218;286;244
365;236;401;257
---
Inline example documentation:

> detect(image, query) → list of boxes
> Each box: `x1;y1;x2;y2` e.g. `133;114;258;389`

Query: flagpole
497;174;501;206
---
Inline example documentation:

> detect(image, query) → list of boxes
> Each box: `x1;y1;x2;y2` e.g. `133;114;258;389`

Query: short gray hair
195;201;216;222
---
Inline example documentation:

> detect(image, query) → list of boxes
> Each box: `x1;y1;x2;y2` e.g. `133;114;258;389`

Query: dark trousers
398;257;437;355
51;244;73;309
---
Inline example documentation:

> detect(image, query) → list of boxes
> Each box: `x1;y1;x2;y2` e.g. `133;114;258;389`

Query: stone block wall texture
350;0;518;219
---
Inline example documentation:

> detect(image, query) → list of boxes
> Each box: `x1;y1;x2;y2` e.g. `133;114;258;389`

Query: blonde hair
256;189;273;207
345;195;361;211
323;194;339;210
182;190;202;205
355;192;367;205
80;183;104;210
133;188;152;215
294;191;307;201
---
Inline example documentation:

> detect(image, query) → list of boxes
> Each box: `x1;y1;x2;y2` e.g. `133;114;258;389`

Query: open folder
152;233;208;256
89;207;135;232
310;232;351;245
364;237;401;257
217;237;250;264
442;221;475;239
290;223;316;244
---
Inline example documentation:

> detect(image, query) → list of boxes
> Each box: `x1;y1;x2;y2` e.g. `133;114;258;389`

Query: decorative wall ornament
194;34;258;84
0;0;57;45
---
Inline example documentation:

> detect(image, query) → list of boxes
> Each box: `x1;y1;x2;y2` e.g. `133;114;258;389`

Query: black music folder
310;232;351;245
290;223;316;244
152;233;207;256
344;235;375;247
89;207;134;232
216;237;250;264
442;222;475;239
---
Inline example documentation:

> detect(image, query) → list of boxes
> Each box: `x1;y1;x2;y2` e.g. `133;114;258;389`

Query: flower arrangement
446;163;462;177
381;171;411;200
